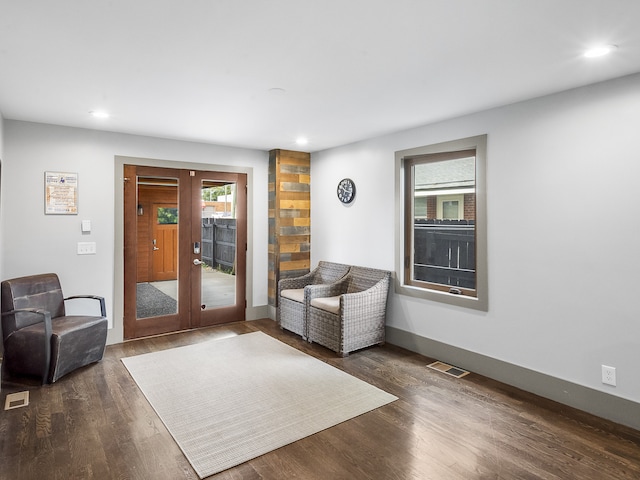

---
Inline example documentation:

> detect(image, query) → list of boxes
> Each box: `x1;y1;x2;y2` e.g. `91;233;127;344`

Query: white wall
312;73;640;408
1;121;269;343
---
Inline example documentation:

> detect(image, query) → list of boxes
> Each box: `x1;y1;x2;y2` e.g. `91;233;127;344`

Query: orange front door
151;203;178;281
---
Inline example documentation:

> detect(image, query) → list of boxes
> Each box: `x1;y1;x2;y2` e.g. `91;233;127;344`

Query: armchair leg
41;357;50;385
42;312;52;385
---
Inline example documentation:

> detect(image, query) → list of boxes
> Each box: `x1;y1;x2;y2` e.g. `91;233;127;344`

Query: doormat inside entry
136;282;177;318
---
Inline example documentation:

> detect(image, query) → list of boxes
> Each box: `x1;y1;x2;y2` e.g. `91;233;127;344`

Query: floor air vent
427;361;470;379
4;391;29;410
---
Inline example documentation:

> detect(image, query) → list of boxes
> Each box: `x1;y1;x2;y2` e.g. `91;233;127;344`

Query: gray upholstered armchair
1;273;108;384
277;261;350;340
307;266;391;356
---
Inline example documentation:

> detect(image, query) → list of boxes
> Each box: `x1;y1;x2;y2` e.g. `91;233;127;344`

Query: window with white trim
395;135;487;310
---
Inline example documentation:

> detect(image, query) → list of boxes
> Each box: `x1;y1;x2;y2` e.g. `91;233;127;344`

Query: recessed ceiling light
583;44;618;58
90;110;110;119
295;137;309;146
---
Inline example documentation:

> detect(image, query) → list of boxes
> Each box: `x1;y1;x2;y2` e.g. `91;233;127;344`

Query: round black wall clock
337;178;356;204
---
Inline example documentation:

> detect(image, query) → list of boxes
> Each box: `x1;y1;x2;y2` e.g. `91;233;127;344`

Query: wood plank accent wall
268;149;311;306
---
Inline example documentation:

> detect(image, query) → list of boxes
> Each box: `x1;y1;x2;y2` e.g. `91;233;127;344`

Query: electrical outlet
602;365;616;386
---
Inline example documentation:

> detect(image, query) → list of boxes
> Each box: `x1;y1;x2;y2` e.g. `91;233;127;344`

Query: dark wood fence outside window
413;219;475;289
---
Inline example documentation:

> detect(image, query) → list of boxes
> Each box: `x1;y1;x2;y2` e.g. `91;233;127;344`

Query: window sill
394;281;488;312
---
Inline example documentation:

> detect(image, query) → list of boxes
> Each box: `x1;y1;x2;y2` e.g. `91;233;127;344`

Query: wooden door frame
123;164;247;339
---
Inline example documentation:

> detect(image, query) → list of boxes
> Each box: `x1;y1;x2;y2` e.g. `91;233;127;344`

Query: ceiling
1;1;639;152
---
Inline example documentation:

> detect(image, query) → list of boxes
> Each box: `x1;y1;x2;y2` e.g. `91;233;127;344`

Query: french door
123;165;247;339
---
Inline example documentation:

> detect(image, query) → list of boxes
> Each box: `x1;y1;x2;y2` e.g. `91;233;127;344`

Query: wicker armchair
278;261;350;339
307;266;391;356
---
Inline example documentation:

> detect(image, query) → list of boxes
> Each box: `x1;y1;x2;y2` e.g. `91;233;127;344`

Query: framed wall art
45;171;78;214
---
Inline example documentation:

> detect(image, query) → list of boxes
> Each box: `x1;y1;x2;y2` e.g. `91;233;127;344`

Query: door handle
153;239;159;251
193;259;203;266
153;246;160;251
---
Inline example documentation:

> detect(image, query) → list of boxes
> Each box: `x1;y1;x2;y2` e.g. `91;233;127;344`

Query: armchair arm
305;275;350;301
2;308;52;385
278;268;318;294
65;295;107;317
340;277;390;323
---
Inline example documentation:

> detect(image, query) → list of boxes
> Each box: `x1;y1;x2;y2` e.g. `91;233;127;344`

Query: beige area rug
121;331;397;478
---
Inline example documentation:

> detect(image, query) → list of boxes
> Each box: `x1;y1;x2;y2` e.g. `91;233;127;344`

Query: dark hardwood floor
1;318;639;479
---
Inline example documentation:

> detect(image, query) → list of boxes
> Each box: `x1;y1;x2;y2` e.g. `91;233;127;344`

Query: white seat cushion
281;288;305;303
310;296;341;314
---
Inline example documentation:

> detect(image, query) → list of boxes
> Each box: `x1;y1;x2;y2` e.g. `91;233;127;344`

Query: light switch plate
77;242;96;255
81;219;92;232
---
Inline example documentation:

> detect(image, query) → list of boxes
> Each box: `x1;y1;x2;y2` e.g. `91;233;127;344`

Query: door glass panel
136;176;179;318
200;180;236;309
